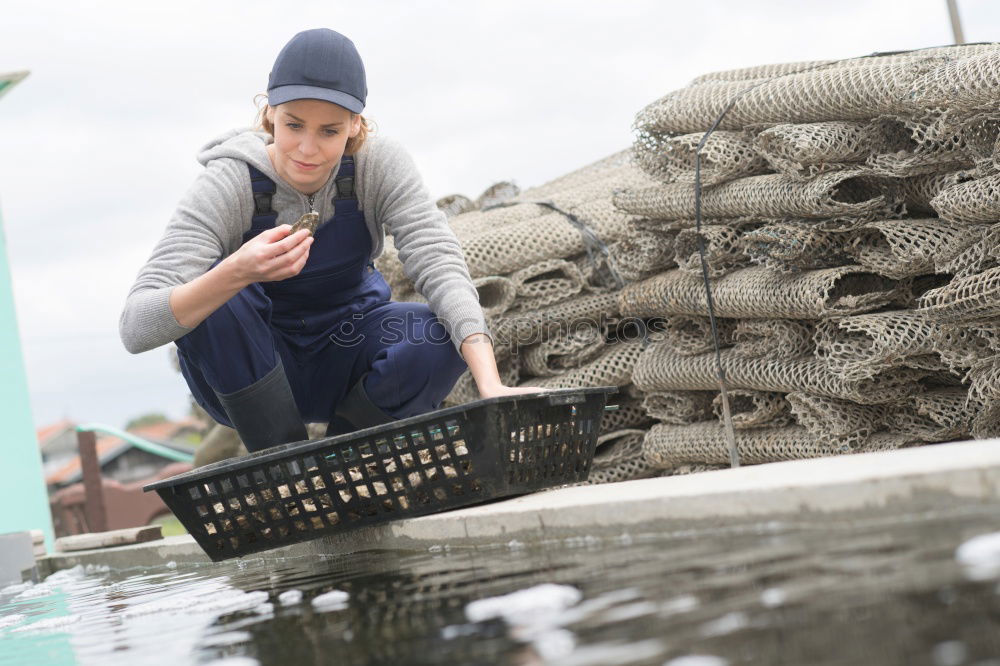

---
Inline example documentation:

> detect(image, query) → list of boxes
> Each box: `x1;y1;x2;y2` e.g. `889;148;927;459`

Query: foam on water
278;589;303;606
0;581;33;596
0;614;26;630
199;630;253;648
465;583;582;624
760;587;786;608
12;585;53;601
45;564;86;584
956;531;1000;580
932;640;968;666
558;639;666;666
10;613;82;633
700;611;749;637
311;589;349;610
664;656;729;666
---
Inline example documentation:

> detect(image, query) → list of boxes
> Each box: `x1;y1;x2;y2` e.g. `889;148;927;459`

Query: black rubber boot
215;361;309;453
325;373;396;437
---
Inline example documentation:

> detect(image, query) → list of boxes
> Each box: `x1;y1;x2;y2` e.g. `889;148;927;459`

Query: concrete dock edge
34;439;1000;576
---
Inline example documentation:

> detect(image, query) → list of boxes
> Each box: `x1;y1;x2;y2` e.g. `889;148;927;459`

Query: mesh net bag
619;266;903;320
688;45;1000;85
472;275;517;317
632;130;768;186
448;203;554;240
525;341;644;390
461;199;638;277
454;160;655;277
520;322;607;377
632;216;739;232
732;319;815;359
691;61;832;85
607;226;678;283
641;390;715;424
571;252;624;294
599;397;655;433
815;310;944;381
476;181;520;209
713;389;791;429
865;114;983;178
515;163;657;211
918;266;1000;324
937;225;1000;279
785;392;888;449
906;51;1000;114
436;194;476;218
931;322;1000;373
632;342;922;404
930;172;1000;224
490;292;620;349
846;219;977;279
739;222;852;272
517;149;633;201
649;315;736;356
966;357;1000;403
662;463;729;476
967;360;1000;438
435;181;520;224
613;171;902;221
509;259;587;311
899;171;975;215
643;423;852;469
586;429;660;485
750;119;912;180
674;223;757;278
884;388;973;442
634;60;940;134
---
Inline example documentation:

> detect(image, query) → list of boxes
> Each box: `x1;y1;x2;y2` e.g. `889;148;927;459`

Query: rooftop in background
39;418;204;488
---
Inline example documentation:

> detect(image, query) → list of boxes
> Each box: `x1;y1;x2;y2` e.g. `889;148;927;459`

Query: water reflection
1;500;1000;665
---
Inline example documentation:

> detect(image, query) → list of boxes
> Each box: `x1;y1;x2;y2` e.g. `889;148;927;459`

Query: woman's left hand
478;383;549;399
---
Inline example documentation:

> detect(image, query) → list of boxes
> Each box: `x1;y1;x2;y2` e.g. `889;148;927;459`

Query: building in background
40;418;201;491
0;70;54;549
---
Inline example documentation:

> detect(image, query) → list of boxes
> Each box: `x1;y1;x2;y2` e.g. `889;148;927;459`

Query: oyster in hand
290;211;320;236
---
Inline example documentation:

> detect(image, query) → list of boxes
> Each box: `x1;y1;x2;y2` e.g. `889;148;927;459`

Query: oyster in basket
290;211;320;236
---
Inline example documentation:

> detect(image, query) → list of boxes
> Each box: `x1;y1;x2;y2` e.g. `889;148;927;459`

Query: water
2;497;1000;665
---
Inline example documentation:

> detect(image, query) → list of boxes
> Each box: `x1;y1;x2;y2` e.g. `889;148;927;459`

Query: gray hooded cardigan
119;129;488;355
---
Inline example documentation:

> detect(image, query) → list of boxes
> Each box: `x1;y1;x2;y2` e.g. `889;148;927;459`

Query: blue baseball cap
267;29;367;113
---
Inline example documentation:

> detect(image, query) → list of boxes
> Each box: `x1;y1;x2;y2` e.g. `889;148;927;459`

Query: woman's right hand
225;225;314;285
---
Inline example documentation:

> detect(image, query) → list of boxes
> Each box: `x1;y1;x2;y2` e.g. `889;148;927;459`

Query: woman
119;28;539;452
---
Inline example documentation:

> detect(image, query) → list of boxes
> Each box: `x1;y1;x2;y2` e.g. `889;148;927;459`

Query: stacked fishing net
378;44;1000;485
376;151;663;475
615;44;1000;477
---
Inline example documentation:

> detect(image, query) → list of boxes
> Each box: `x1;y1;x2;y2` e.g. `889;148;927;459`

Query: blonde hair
253;93;373;155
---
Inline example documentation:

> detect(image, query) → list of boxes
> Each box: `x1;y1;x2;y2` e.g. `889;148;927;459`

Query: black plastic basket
144;387;618;561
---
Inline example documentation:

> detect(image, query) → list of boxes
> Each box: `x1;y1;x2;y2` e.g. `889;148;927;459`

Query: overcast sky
2;0;998;431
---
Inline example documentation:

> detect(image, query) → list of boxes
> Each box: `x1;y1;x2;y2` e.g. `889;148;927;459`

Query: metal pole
947;0;966;44
78;430;108;533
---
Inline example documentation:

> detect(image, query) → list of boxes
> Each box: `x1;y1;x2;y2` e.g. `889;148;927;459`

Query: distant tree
125;412;169;430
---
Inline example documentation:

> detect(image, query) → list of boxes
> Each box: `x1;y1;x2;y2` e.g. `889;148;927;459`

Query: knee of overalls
174;278;281;395
362;303;470;417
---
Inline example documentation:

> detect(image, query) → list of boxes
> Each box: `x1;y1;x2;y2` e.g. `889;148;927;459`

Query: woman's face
265;99;361;195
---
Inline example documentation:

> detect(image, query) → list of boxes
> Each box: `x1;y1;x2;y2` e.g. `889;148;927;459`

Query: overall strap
244;164;278;243
332;155;358;216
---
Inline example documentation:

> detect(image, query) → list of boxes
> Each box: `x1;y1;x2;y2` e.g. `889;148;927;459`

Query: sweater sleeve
118;160;250;354
367;138;490;353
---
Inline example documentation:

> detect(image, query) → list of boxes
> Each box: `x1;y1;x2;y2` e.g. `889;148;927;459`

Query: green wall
0;72;53;549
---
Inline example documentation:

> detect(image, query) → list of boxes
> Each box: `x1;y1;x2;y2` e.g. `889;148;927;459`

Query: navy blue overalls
175;155;468;429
